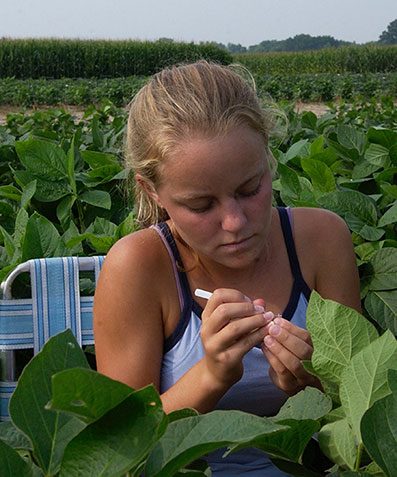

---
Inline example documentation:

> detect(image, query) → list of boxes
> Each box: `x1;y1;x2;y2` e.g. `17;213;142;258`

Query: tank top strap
151;223;194;352
276;207;311;302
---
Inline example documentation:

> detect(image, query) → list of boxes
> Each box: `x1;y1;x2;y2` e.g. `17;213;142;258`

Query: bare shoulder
292;207;351;241
94;226;171;326
291;207;361;311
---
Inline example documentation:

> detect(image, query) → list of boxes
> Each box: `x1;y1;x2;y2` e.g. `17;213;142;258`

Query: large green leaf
361;248;397;291
339;330;397;444
306;292;378;389
9;330;89;475
378;201;397;227
0;421;32;450
79;190;111;210
0;439;34;477
318;419;357;471
15;139;69;181
145;411;288;476
48;368;134;423
361;369;397;477
364;143;389;168
344;213;385;241
81;150;121;169
367;127;397;150
337;125;366;155
60;386;166;477
301;158;336;193
22;212;69;260
272;386;332;421
317;189;378;226
13;169;70;202
365;290;397;335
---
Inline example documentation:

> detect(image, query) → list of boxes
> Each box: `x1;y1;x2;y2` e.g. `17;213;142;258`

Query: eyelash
188;182;262;214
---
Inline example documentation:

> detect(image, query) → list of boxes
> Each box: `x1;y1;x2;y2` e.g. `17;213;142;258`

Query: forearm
160;358;233;414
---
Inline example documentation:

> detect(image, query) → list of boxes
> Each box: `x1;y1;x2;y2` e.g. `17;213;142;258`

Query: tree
379;19;397;45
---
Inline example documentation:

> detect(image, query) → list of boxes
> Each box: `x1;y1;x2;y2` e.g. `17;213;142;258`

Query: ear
135;174;163;208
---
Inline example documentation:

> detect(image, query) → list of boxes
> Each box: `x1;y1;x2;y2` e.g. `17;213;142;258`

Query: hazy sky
1;0;396;47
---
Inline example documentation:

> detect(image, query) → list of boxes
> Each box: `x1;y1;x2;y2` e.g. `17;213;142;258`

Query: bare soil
0;102;331;126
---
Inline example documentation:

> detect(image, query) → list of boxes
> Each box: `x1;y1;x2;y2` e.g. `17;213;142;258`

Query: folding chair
0;256;105;421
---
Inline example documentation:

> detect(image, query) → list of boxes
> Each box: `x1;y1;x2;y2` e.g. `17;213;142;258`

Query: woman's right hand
200;288;274;388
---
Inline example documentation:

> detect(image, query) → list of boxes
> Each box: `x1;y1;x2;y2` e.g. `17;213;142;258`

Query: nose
220;200;247;233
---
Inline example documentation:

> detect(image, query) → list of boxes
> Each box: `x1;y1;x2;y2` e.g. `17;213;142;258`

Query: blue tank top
152;207;311;476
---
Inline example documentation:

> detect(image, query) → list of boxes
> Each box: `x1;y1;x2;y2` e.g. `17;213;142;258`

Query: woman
93;61;361;475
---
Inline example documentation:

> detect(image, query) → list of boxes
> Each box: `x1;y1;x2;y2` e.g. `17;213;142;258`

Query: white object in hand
194;288;213;300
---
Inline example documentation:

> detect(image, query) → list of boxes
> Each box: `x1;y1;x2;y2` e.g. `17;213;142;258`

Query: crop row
0;72;396;108
0;38;232;79
235;45;397;74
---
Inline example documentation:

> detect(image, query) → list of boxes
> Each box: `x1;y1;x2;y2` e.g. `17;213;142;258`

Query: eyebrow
174;172;264;202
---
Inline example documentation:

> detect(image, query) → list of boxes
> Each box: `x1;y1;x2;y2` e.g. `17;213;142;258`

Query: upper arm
295;208;361;313
93;230;165;390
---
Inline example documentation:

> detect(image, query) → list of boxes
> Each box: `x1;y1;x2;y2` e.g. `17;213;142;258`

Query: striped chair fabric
0;256;105;421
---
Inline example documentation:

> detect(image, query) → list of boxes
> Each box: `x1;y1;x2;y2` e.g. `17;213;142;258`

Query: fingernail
274;317;282;326
263;311;274;322
254;304;265;313
269;323;281;336
264;336;274;346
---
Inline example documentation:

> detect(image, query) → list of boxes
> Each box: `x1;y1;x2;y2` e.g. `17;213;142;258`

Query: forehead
158;125;267;186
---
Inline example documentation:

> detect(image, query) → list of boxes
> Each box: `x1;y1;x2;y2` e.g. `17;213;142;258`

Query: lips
221;235;254;248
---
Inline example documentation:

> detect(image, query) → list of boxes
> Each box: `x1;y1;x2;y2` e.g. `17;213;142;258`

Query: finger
224;323;269;357
262;334;311;381
267;317;313;346
205;312;270;351
264;318;313;358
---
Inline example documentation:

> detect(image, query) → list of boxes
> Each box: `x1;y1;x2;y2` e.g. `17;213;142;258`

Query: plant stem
355;442;363;471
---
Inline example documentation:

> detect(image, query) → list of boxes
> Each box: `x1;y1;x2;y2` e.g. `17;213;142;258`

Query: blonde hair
126;60;276;227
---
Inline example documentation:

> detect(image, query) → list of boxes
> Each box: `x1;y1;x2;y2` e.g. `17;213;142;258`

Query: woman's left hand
261;316;321;396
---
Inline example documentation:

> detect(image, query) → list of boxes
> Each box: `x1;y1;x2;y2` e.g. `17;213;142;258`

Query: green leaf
367;127;397;150
49;368;134;423
0;421;32;450
361;369;397;477
284;140;310;162
318;189;378;226
364;143;389;168
318;419;357;471
310;135;324;155
9;330;89;475
337;125;366;155
0;439;34;477
301;158;336;193
272;386;332;422
306;291;378;392
13;169;70;202
22;213;68;260
60;386;166;477
168;408;200;424
91;116;104;149
365;290;397;335
344;213;384;241
361;248;397;291
145;411;288;476
0;224;15;260
56;195;76;230
15;139;69;181
278;163;302;203
66;136;77;195
0;185;21;201
378;201;397;227
339;330;397;444
81;150;121;168
115;212;137;239
20;180;37;209
79;190;111;210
